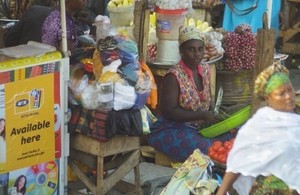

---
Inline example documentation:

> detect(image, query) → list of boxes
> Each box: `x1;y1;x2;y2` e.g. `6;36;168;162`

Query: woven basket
216;70;254;105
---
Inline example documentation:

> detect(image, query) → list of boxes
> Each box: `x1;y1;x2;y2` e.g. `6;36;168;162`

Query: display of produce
186;18;213;33
208;138;235;164
203;31;224;62
154;0;192;10
147;12;158;62
107;0;135;26
222;24;256;71
107;0;134;7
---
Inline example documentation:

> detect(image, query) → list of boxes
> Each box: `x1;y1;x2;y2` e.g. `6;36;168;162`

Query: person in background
147;25;234;162
0;118;6;163
41;0;94;54
216;63;300;194
13;175;27;195
3;0;56;47
222;0;281;36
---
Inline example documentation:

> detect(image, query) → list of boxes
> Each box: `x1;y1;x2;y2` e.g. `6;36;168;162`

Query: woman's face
265;82;296;112
180;39;205;67
0;120;5;134
18;177;26;191
68;0;86;12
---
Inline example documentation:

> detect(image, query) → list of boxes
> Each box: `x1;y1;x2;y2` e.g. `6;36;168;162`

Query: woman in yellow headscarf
217;63;300;194
147;25;234;162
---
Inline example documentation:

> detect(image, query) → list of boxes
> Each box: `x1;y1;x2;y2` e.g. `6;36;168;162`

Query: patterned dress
147;61;234;162
42;9;78;49
250;175;297;195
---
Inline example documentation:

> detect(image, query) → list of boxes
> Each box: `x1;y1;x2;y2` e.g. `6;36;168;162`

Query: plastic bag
81;84;99;110
133;70;151;109
155;0;193;11
68;64;90;105
113;80;137;111
97;82;114;110
93;15;111;42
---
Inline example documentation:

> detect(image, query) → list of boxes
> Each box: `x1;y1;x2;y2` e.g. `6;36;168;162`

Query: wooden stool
69;134;142;195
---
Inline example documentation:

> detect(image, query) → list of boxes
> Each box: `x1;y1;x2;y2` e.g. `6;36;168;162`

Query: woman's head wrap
254;62;291;99
178;25;205;45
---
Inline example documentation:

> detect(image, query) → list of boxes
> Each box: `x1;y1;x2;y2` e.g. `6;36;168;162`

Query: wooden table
69;134;142;195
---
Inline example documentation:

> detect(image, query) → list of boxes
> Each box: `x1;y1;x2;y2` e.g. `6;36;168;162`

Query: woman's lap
147;121;234;162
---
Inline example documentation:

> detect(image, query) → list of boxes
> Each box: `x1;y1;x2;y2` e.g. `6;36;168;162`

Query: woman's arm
216;172;240;195
160;73;216;123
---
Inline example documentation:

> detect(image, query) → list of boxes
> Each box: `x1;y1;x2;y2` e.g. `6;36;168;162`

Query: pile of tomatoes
208;138;235;164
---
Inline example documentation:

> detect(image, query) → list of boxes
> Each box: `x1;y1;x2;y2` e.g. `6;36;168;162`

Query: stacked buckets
154;7;187;64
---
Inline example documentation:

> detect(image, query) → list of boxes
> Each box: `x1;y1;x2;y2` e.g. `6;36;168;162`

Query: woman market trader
147;26;233;162
42;0;92;54
217;63;300;194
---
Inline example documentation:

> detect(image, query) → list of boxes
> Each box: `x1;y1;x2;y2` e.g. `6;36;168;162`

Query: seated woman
147;26;234;162
217;63;300;194
41;0;92;54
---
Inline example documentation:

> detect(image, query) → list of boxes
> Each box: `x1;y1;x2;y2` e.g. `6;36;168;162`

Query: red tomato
212;141;222;147
226;144;233;151
208;147;214;153
208;150;215;158
212;145;220;152
224;141;233;150
218;154;227;164
212;153;219;161
217;146;226;155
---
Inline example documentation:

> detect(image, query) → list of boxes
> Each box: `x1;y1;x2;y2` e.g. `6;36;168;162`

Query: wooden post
250;13;275;114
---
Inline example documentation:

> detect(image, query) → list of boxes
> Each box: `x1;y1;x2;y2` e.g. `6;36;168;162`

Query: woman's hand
203;111;220;124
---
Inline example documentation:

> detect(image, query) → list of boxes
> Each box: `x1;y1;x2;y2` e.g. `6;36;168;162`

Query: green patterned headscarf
265;73;290;95
254;63;290;99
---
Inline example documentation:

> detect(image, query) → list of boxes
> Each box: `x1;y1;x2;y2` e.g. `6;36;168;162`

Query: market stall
0;48;67;195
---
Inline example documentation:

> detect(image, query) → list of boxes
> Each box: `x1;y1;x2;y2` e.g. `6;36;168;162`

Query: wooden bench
68;134;142;195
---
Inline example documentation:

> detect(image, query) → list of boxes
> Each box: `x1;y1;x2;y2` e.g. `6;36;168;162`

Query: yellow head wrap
178;25;205;45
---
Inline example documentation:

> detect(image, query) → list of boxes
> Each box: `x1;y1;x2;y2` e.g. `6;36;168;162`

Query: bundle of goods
222;23;256;71
69;35;157;111
154;0;192;10
203;31;224;62
68;33;158;139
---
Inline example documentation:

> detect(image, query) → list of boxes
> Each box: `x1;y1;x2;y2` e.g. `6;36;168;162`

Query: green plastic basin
199;105;251;138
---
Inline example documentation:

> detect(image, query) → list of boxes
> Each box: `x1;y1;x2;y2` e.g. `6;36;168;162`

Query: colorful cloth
148;118;234;162
265;73;290;95
161;149;219;195
42;9;78;49
250;175;295;194
226;106;300;194
223;0;281;36
147;61;234;162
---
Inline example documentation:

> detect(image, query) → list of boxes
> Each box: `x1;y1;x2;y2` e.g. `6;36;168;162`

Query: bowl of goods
199;105;251;138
